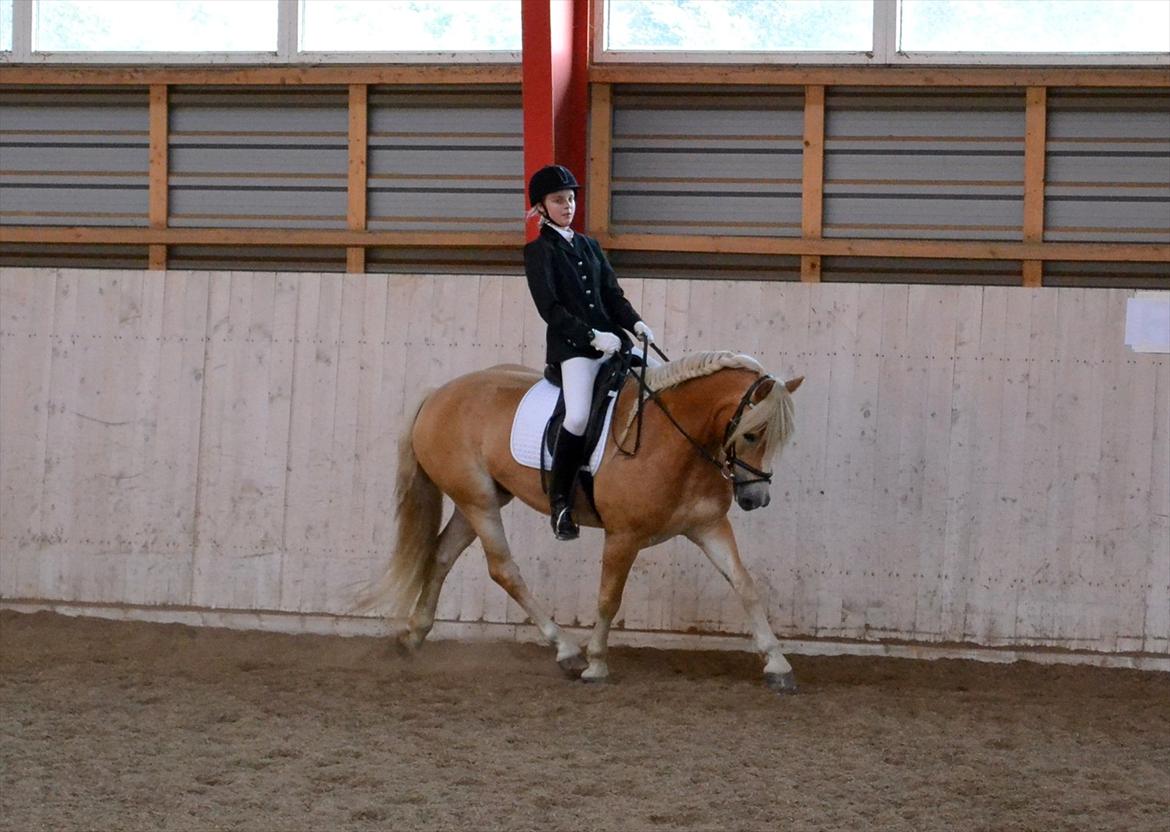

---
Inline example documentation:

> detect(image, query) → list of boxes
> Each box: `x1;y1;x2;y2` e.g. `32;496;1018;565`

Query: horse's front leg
687;518;797;694
582;531;642;683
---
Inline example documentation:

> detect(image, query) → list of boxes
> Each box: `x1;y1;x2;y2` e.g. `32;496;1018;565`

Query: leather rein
616;336;774;489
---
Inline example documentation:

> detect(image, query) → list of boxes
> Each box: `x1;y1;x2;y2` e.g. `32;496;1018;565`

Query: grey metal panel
0;185;148;226
0;89;149;227
169;186;346;229
607;250;800;282
824;91;1025;241
611;87;803;238
366;87;523;233
368;147;521;178
1045;91;1170;243
1045;261;1169;289
167;245;346;272
1046;155;1170;186
366;246;522;275
170;147;348;175
823;257;1021;286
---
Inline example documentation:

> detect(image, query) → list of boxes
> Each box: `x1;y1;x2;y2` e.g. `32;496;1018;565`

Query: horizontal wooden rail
4;225;1166;265
597;232;1170;264
0;64;522;86
0;226;522;248
590;64;1170;88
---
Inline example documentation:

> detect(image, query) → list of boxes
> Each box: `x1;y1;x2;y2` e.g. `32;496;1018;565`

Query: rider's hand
633;321;655;344
590;330;621;355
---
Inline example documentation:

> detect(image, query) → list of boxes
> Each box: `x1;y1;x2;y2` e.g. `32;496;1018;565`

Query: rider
524;164;655;541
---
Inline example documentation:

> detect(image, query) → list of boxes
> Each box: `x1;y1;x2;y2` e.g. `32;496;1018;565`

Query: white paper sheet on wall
1125;292;1170;354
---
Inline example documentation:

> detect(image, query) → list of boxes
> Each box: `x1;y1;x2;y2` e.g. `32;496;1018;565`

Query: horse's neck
648;370;746;451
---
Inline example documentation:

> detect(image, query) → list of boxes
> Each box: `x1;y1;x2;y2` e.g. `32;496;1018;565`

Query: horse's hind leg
687;518;796;693
399;509;477;652
460;502;586;676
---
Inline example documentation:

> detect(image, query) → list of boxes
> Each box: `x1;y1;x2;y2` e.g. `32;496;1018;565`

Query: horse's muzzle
735;485;771;511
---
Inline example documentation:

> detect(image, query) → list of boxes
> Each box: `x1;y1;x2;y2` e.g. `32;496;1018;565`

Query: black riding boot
548;428;586;541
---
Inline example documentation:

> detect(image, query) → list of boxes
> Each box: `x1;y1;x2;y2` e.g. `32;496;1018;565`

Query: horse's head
723;375;803;511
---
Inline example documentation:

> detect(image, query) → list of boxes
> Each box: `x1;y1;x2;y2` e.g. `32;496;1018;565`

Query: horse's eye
743;432;758;443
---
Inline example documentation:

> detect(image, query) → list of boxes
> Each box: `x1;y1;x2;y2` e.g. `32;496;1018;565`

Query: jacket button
589;303;595;308
577;261;583;266
586;289;592;294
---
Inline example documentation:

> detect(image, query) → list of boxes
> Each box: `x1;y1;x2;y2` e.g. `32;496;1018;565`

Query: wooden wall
1;268;1167;658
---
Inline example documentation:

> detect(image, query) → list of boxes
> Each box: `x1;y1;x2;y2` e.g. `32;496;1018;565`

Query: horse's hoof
765;671;798;694
558;654;587;677
394;631;419;658
579;674;609;685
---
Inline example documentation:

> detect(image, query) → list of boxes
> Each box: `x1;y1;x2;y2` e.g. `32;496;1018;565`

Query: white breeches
560;355;606;436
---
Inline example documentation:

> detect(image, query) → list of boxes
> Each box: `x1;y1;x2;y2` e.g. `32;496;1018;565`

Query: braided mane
620;351;795;456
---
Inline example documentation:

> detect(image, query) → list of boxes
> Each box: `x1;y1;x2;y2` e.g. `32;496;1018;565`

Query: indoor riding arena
1;2;1168;831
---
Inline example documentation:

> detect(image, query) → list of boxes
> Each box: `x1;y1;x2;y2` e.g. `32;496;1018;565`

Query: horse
358;350;804;692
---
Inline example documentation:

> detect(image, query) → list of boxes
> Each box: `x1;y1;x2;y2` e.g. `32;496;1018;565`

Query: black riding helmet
528;164;579;207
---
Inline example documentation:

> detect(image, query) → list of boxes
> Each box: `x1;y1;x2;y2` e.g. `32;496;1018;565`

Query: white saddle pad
509;378;619;474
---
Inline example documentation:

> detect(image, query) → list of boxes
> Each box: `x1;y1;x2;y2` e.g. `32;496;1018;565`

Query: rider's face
542;189;576;227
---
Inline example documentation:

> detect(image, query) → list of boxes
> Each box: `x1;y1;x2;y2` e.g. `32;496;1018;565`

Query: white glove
633;321;655;343
590;330;622;355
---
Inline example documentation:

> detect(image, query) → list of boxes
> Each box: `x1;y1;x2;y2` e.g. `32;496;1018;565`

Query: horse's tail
353;390;442;617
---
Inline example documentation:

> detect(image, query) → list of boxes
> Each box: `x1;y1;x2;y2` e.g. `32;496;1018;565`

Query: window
0;0;12;52
300;0;521;52
605;0;873;52
33;0;278;52
900;0;1170;53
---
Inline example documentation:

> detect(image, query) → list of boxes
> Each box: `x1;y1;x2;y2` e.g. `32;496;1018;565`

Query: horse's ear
784;376;804;394
751;377;776;404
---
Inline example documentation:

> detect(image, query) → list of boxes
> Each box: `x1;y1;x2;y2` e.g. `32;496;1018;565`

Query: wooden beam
586;83;613;236
801;85;826;283
346;83;368;274
0;64;523;87
0;227;524;248
4;225;1167;265
590;64;1170;88
148;84;168;270
1022;86;1048;288
594;232;1170;264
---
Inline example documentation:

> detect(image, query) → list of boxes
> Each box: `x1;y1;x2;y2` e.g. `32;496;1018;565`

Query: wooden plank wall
1;268;1167;656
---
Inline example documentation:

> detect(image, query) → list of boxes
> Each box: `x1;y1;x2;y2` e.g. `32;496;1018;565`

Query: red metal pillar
521;0;590;240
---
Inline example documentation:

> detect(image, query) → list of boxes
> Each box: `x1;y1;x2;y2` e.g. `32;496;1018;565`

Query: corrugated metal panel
608;250;800;281
366;87;523;233
611;86;804;237
0;89;149;228
1046;89;1170;244
824;89;1025;241
366;245;521;275
823;257;1021;286
1045;261;1169;289
0;243;147;269
167;245;345;273
168;88;348;229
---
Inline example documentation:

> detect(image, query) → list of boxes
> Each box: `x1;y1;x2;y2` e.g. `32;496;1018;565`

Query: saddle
540;350;645;514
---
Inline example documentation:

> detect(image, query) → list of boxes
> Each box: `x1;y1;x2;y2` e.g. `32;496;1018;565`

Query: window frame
594;0;1170;67
0;0;521;64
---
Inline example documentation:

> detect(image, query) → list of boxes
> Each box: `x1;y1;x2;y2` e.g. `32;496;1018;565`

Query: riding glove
633;321;655;344
590;330;622;355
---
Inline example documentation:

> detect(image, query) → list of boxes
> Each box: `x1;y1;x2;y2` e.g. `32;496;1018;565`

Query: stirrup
551;504;579;541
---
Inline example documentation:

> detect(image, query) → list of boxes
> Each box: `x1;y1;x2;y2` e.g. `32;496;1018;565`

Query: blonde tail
354;391;442;617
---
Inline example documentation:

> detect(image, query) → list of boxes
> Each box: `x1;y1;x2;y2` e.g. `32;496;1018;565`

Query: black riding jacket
524;224;642;366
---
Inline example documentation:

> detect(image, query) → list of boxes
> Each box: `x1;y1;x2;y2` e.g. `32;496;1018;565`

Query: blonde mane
619;351;795;456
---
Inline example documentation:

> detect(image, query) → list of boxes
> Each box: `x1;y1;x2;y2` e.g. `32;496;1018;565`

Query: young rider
523;164;655;541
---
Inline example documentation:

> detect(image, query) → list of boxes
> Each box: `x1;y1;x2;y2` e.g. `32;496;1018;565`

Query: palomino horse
359;351;803;692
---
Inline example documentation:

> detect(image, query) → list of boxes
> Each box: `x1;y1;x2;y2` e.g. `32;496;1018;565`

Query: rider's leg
548;355;604;540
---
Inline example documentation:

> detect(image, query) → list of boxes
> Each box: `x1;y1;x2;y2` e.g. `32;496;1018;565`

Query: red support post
522;0;590;240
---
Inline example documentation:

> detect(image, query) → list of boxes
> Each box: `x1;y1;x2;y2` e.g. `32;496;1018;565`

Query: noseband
721;374;775;489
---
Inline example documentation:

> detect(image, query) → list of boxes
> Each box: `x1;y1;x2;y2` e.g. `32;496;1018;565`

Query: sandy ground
1;611;1167;832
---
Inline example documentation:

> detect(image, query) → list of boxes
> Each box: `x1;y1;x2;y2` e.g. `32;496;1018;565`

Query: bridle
617;338;774;491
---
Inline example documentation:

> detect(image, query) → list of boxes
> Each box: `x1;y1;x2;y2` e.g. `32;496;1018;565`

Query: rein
616;336;774;488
